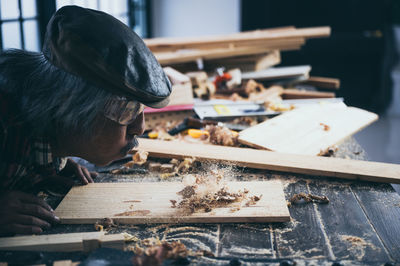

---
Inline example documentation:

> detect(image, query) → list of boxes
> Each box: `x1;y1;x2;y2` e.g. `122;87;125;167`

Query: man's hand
60;158;98;185
0;191;60;236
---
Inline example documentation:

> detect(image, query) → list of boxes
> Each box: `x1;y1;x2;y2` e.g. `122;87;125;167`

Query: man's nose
127;112;145;136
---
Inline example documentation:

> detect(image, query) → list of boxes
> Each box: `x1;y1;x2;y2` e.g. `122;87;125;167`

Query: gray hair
0;49;113;139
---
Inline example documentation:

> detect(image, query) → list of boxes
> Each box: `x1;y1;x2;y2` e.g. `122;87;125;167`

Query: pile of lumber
145;26;331;69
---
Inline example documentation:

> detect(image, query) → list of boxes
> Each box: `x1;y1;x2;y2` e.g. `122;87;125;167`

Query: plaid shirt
0;92;66;192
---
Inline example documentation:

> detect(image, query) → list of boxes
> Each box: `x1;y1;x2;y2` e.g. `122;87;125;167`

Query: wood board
54;181;290;224
241;65;311;81
0;232;124;252
133;139;400;184
238;104;378;156
144;26;330;51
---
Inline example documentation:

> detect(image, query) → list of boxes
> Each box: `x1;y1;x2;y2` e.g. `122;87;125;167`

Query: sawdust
114;210;151;216
204;124;239;147
172;171;261;214
94;217;116;231
128;237;214;266
122;232;140;242
339;235;378;261
288;192;329;206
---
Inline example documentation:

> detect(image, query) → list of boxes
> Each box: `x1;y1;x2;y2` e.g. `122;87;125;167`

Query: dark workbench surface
2;138;400;265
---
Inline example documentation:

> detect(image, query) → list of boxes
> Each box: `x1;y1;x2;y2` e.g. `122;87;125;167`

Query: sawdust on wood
115;210;151;216
172;170;261;214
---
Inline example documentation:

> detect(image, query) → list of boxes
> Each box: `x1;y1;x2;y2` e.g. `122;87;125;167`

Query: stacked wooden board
145;26;331;66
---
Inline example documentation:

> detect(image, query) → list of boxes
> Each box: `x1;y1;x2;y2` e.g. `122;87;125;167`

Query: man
0;6;171;236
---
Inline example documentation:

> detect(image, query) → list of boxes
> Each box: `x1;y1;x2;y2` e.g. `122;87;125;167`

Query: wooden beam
133;139;400;184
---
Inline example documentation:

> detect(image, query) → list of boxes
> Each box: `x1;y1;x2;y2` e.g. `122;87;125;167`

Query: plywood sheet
238;104;378;156
55;181;290;224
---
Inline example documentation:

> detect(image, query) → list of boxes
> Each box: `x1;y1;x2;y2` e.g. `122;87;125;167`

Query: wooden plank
134;138;400;184
154;41;303;65
198;50;281;72
54;181;290;224
351;183;400;261
0;232;104;252
302;76;340;90
238;104;378;156
281;89;335;99
307;181;391;262
241;65;311;81
145;26;331;51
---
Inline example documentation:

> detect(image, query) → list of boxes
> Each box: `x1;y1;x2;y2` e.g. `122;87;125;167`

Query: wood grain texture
238;104;378;156
54;181;290;224
134;139;400;184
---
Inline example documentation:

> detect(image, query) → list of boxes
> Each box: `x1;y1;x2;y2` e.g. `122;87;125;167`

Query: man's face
70;112;145;166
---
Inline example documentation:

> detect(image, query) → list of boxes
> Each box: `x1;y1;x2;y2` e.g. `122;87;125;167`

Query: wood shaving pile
132;241;189;266
94;217;116;231
203;125;239;147
171;172;261;214
288;192;329;207
131;239;214;266
111;150;149;174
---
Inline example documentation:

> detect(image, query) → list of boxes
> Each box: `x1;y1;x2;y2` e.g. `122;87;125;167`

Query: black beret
42;5;171;108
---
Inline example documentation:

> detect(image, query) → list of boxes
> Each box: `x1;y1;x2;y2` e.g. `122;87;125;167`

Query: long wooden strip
302;76;341;89
281;89;335;99
134;139;400;184
154;41;303;65
0;232;125;252
145;26;331;51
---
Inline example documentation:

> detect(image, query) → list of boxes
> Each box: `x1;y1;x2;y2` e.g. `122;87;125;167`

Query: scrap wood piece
289;192;329;206
0;231;124;252
241;65;311;81
281;89;335;99
301;76;340;89
134;138;400;184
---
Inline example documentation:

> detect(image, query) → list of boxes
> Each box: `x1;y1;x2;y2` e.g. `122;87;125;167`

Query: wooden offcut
54;181;290;224
281;89;335;99
0;232;124;252
133;139;400;184
238;104;378;156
